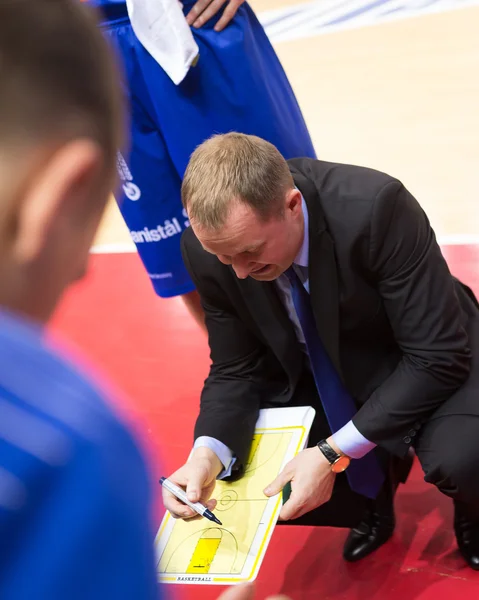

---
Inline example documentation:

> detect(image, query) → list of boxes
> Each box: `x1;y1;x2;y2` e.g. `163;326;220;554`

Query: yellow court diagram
156;428;299;585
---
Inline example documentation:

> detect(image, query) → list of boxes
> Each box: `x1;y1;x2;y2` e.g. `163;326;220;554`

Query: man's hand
218;582;290;600
162;447;223;520
186;0;245;31
263;446;336;521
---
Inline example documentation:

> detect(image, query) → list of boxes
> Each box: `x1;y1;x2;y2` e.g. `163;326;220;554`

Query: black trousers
279;365;479;529
413;413;479;519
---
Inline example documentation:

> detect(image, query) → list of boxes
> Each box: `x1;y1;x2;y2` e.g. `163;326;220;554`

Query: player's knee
181;290;206;331
181;289;202;313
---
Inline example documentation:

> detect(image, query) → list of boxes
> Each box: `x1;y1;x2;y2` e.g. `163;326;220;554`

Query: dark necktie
285;266;384;499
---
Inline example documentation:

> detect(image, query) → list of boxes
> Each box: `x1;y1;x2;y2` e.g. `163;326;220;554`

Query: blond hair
182;133;294;229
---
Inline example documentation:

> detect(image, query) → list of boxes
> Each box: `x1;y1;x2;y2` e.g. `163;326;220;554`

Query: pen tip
159;477;165;484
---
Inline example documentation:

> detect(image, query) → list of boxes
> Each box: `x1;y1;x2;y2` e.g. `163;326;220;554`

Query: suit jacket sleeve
181;231;266;467
352;180;472;451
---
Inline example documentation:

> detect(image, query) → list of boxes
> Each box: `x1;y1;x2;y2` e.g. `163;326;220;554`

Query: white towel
125;0;199;85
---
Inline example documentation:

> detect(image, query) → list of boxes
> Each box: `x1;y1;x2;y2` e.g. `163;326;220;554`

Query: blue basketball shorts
103;1;316;298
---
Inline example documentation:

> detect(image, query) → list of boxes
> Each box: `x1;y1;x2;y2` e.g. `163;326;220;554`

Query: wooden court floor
94;0;479;250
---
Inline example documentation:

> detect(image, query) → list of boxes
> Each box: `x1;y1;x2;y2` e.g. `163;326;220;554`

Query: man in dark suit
162;133;479;569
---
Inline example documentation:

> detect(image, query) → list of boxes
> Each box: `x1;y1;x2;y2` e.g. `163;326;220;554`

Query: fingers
178;497;219;523
279;492;308;522
186;0;244;30
186;0;226;27
162;485;197;520
164;497;217;521
162;460;218;520
206;498;217;511
214;0;243;31
185;0;210;25
161;472;197;517
217;583;256;600
278;477;335;521
184;461;212;502
185;478;202;503
193;0;227;28
263;467;292;498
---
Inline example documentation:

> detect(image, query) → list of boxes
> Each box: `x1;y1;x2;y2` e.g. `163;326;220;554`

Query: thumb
263;468;292;497
217;583;255;600
186;479;201;503
186;464;209;502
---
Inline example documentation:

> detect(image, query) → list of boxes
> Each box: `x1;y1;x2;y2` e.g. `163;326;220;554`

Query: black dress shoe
454;502;479;570
343;451;414;562
342;494;395;562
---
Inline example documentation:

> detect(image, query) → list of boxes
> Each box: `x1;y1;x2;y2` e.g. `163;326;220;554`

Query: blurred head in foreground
0;0;122;323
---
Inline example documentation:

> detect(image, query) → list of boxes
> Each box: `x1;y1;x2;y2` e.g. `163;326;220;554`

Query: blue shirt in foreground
0;310;159;600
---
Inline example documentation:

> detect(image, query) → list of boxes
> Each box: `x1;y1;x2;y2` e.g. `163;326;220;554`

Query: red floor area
51;245;479;599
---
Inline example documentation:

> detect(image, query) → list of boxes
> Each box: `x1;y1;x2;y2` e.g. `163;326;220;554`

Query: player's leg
115;141;203;319
103;20;206;330
181;289;206;332
103;4;316;329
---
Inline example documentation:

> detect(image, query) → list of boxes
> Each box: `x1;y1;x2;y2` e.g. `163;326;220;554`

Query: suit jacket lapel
293;170;343;380
309;227;342;378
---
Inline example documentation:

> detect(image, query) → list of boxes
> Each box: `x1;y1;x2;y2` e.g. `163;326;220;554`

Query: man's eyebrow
240;242;264;253
200;242;264;255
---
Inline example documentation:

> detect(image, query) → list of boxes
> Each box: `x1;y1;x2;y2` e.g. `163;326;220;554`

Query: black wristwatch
317;439;351;473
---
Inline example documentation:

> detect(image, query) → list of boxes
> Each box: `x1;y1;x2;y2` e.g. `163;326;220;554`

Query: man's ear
285;187;302;215
12;139;104;264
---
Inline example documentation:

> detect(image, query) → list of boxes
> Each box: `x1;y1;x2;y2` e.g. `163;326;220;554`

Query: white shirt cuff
194;436;236;479
332;421;377;459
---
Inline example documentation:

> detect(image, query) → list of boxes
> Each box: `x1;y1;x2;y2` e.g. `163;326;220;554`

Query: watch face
331;455;351;473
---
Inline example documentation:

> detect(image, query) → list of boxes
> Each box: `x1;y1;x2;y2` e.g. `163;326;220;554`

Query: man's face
192;189;305;281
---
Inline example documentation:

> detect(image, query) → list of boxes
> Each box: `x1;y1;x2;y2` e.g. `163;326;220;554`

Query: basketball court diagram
155;413;314;586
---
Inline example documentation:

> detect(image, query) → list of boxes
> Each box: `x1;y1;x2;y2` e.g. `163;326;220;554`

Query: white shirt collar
293;195;309;268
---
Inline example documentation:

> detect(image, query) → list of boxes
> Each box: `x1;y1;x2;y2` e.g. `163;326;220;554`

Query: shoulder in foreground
0;310;140;459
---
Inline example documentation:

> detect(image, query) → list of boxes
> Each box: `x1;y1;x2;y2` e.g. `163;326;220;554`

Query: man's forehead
195;210;260;251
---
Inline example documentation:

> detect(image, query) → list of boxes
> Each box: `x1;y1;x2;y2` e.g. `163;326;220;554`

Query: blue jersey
0;310;160;600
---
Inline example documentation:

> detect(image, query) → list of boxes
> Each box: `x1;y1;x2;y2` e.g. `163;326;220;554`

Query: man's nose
232;265;251;279
231;257;254;279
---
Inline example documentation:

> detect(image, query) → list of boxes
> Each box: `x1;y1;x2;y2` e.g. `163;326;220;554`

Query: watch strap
317;439;340;464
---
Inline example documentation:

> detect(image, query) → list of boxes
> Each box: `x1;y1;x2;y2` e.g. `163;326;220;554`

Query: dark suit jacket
181;158;479;471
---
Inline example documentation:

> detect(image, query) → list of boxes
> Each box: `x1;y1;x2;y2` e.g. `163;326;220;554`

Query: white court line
260;0;479;44
90;235;479;255
90;242;135;254
436;235;479;247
